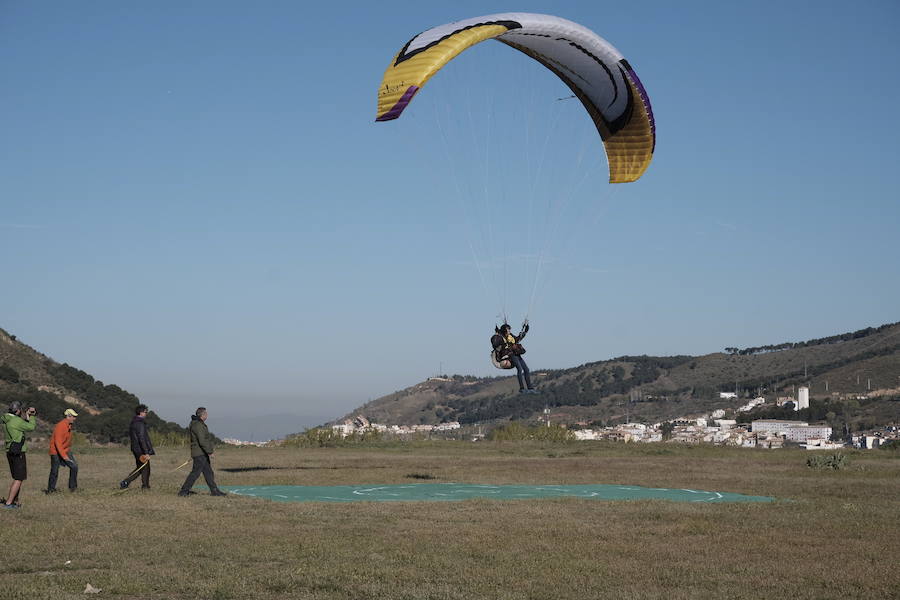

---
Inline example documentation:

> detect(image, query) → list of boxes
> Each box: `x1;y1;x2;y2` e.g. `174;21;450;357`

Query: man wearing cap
47;408;79;493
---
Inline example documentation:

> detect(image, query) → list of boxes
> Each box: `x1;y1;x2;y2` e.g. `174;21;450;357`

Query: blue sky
2;1;898;438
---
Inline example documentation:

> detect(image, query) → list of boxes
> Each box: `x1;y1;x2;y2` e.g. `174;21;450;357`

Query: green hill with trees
338;321;900;433
0;327;185;444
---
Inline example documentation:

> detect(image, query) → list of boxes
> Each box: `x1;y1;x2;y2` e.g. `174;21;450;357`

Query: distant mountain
0;328;185;443
336;322;900;432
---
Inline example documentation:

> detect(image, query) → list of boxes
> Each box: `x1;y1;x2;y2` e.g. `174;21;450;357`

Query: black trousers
48;454;78;491
6;452;26;481
123;454;151;488
179;455;219;493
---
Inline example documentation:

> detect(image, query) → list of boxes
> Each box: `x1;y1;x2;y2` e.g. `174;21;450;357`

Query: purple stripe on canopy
376;86;420;122
625;67;655;148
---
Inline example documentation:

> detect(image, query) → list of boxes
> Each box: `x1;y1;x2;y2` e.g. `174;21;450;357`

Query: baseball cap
64;408;78;417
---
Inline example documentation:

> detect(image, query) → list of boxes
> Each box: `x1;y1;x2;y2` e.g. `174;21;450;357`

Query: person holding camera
47;408;79;493
2;401;37;509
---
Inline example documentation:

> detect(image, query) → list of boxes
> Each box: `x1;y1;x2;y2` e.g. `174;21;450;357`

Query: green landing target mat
222;483;774;503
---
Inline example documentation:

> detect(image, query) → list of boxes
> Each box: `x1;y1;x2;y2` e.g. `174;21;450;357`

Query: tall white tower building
797;386;810;411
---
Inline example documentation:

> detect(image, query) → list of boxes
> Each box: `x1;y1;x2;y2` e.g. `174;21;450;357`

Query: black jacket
491;325;529;358
129;416;155;456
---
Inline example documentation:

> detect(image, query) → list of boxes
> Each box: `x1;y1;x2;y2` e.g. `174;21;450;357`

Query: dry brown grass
2;442;898;599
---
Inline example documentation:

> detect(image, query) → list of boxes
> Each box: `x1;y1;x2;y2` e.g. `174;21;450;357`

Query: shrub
488;423;574;442
150;430;189;447
70;431;90;449
806;453;848;470
283;427;383;448
0;364;20;383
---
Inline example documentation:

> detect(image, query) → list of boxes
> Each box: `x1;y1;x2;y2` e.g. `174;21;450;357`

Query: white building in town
434;421;461;431
751;420;831;442
797;387;810;411
737;397;766;412
800;438;844;450
752;420;806;434
861;436;883;449
782;425;832;442
331;423;356;437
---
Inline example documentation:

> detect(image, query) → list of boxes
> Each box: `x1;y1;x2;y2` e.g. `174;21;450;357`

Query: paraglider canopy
375;12;655;183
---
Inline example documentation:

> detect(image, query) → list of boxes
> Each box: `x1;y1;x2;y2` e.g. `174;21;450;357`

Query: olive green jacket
189;415;215;457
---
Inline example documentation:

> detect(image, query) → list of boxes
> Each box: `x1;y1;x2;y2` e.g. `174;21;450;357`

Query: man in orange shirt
47;408;79;493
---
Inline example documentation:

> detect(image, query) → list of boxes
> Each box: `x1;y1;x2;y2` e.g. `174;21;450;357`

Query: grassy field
1;442;898;599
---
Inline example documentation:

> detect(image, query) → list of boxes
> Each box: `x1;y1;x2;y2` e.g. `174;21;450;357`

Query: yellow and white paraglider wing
375;12;655;184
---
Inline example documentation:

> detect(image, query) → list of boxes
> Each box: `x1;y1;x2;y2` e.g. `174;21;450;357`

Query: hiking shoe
177;490;196;497
119;480;129;490
210;490;228;497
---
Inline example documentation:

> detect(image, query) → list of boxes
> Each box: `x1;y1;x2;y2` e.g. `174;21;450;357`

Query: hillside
0;327;185;443
338;321;900;432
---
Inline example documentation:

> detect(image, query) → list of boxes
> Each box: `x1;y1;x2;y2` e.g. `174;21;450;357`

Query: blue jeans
510;355;532;390
48;454;78;491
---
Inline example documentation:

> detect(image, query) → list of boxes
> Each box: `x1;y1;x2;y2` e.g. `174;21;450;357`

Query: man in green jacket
178;407;226;497
3;401;37;509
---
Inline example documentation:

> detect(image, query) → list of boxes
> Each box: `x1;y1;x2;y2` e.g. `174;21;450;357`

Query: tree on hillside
0;364;20;383
661;421;675;440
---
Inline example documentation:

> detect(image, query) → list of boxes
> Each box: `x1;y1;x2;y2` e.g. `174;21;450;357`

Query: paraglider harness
490;321;528;370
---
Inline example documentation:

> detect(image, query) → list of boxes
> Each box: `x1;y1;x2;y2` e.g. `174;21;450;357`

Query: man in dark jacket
119;404;155;489
178;407;226;497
